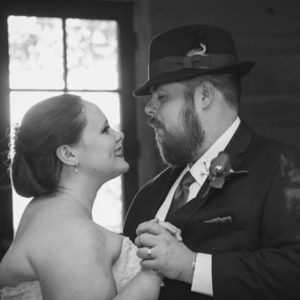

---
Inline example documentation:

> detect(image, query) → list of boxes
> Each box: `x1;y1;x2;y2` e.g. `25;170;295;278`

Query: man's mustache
147;116;164;129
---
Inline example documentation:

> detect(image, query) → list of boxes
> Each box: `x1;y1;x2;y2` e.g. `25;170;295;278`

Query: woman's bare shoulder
33;219;120;299
30;214;121;268
11;196;123;273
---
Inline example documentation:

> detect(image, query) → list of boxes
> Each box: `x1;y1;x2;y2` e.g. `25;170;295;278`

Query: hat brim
133;61;255;96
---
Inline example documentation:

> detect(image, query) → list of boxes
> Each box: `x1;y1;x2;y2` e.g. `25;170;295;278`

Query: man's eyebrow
151;86;165;94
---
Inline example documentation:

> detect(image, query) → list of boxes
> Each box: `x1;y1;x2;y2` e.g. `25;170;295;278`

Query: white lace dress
0;237;141;300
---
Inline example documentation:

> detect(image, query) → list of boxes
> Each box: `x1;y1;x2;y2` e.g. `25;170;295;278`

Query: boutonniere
203;151;249;197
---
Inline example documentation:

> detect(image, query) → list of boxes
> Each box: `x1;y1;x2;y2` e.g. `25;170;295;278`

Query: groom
123;24;300;299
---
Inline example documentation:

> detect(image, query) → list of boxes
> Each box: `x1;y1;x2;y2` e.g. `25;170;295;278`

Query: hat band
149;54;238;77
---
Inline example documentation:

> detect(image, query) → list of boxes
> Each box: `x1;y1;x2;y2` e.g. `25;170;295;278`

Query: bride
0;94;176;300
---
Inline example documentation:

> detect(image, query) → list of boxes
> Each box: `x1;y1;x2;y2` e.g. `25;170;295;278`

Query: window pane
66;19;119;90
10;91;122;233
7;16;64;89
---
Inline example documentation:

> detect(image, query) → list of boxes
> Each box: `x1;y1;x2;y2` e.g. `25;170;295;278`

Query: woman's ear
194;81;215;109
56;145;78;167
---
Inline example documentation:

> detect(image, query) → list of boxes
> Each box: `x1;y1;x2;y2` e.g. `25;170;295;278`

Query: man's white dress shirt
155;117;241;296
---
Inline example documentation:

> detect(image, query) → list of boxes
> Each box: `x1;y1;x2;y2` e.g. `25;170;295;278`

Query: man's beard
153;106;204;167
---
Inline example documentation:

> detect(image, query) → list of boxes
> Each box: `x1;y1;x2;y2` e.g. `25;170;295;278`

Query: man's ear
195;81;215;109
56;145;78;166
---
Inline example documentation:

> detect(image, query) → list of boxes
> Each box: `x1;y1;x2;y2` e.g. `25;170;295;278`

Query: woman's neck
58;174;102;218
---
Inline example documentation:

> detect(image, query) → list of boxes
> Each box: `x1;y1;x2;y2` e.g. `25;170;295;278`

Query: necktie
167;171;196;217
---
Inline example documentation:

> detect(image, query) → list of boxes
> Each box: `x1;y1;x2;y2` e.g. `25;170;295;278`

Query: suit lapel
224;121;253;171
167;121;253;229
124;167;184;239
144;167;184;220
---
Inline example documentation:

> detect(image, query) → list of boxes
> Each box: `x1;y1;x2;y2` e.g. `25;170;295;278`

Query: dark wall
135;0;300;185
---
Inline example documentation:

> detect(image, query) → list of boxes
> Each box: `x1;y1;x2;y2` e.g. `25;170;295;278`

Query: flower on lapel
208;152;232;189
207;151;249;190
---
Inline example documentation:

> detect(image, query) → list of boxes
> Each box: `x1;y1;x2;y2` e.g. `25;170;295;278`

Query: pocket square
203;216;232;224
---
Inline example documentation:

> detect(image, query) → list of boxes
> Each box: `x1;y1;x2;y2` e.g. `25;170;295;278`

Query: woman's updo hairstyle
11;94;87;198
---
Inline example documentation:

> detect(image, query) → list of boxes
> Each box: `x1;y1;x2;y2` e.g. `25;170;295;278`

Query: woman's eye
102;126;110;133
158;95;165;100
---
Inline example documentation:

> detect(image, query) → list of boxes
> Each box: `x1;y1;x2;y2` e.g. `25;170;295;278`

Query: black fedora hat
134;24;255;96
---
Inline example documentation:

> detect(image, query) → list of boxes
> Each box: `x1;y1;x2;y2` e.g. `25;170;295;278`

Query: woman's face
75;100;129;181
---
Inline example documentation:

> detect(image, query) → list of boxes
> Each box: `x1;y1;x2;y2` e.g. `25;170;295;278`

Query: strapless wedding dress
0;237;140;299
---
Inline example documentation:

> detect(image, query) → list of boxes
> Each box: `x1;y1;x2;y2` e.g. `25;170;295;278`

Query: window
0;1;137;252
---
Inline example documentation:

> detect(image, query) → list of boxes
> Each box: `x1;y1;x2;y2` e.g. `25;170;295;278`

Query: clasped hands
135;219;196;284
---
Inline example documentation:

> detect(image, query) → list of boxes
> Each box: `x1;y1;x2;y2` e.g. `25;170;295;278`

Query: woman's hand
137;218;182;242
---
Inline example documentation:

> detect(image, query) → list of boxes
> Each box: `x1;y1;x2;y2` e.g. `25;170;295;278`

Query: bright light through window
8;16;123;233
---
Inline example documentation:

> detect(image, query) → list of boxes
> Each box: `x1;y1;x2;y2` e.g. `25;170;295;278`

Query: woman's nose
115;130;124;142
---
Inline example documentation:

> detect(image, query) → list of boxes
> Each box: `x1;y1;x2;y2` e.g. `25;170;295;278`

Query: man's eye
158;95;166;100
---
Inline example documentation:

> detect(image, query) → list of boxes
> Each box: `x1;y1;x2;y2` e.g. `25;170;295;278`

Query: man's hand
135;221;197;284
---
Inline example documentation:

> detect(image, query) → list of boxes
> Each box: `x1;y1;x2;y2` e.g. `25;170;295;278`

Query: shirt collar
189;117;241;183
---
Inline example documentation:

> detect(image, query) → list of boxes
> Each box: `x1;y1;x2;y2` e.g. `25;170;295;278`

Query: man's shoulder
251;131;299;158
237;120;298;154
246;131;300;179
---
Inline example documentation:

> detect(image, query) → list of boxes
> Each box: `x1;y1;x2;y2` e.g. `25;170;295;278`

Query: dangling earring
74;161;79;174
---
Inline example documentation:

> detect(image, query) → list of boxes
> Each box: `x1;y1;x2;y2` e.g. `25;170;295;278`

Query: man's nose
144;97;156;116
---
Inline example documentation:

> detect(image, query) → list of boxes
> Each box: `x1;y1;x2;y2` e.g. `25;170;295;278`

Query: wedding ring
146;248;152;258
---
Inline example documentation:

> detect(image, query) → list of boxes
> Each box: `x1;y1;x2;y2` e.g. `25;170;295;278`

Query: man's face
145;82;204;166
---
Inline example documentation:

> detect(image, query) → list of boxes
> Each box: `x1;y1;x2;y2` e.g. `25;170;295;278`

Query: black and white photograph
0;1;300;299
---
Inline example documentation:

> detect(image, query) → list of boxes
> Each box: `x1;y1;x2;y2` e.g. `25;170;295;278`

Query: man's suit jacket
123;122;300;300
